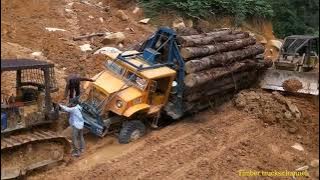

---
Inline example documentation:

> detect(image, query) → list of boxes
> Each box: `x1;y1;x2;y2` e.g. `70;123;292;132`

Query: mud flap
260;69;319;95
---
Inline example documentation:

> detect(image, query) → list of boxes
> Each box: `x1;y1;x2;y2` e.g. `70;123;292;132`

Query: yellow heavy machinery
77;28;186;143
260;35;319;95
78;27;263;143
80;48;178;143
1;59;70;179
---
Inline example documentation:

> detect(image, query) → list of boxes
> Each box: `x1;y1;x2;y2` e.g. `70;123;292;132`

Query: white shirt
59;104;84;129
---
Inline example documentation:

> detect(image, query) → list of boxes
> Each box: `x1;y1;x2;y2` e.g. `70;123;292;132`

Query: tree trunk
178;32;249;47
178;30;231;44
185;44;265;73
184;60;258;88
181;37;256;59
175;27;199;36
185;72;249;101
184;90;236;112
184;70;260;102
184;69;254;94
182;28;231;39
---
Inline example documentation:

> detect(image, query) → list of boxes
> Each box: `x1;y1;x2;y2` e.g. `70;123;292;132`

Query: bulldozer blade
260;68;319;95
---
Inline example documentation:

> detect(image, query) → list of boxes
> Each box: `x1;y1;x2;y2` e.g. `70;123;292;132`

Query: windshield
105;60;148;90
106;60;124;76
124;71;147;90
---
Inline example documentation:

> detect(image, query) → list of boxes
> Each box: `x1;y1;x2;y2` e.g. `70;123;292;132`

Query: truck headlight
116;100;123;108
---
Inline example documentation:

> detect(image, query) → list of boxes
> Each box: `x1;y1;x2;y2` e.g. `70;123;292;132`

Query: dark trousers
69;86;80;99
72;126;85;154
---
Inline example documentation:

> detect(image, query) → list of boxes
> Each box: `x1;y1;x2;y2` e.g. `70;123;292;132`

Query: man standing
64;74;95;101
59;99;85;157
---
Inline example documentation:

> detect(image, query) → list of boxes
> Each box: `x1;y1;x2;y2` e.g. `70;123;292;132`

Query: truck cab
80;51;176;142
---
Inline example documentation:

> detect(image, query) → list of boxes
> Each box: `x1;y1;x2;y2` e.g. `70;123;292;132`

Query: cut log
178;32;249;47
175;27;199;36
185;72;250;101
185;44;265;73
184;89;236;112
181;37;256;59
185;70;260;102
178;30;231;43
184;69;253;94
183;28;231;39
184;60;258;88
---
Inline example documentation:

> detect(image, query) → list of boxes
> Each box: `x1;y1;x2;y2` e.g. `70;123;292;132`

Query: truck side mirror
150;81;157;93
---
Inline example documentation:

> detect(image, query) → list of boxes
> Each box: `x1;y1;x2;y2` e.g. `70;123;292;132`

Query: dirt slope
1;0;155;98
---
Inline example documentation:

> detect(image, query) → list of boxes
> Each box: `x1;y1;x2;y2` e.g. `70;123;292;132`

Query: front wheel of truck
118;120;146;144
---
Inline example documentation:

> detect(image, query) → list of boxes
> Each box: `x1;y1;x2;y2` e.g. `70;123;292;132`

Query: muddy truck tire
118;120;146;144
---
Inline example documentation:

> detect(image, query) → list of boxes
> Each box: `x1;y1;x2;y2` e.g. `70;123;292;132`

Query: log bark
185;44;265;73
178;32;249;47
184;60;258;88
185;72;249;101
181;37;256;59
178;30;231;44
184;90;236;112
175;27;199;36
184;70;260;102
182;28;231;39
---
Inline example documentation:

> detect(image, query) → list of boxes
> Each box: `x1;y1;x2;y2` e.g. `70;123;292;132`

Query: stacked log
176;28;268;112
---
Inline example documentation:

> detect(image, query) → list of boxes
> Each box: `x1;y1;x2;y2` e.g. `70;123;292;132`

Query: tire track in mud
78;109;259;180
30;98;319;179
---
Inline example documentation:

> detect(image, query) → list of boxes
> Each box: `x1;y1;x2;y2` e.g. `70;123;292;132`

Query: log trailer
77;27;266;143
1;59;70;179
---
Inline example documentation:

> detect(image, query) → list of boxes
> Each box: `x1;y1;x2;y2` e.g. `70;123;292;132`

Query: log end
184;74;197;88
180;48;192;59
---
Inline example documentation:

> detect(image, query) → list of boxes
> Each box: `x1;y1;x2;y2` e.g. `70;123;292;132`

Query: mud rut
29;98;319;179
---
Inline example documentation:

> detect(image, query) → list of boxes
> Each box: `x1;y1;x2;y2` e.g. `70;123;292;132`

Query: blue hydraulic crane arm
117;27;186;116
141;27;186;114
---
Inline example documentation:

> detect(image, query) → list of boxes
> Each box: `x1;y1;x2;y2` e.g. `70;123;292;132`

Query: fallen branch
73;33;107;41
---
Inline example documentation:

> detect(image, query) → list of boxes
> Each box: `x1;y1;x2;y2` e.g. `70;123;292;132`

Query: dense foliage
270;0;319;38
140;0;319;38
140;0;273;24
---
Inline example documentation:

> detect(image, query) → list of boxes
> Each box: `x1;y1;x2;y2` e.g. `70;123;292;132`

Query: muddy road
29;94;319;179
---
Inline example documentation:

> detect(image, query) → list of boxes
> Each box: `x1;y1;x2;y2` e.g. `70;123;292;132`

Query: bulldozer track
1;130;71;179
1;130;69;150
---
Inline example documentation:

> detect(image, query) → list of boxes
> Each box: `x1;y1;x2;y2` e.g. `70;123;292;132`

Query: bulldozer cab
276;35;319;72
1;59;58;133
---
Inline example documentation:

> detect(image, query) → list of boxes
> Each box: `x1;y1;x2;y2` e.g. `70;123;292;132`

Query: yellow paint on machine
123;104;150;117
117;87;142;102
93;71;126;94
117;54;176;79
141;67;176;79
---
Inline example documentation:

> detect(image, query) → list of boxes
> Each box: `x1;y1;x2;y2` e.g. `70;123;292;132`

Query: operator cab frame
277;35;319;72
111;53;176;107
1;59;58;132
83;52;176;117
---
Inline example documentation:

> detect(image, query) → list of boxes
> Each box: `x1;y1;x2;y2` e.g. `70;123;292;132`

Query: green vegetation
270;0;319;38
140;0;319;38
140;0;273;25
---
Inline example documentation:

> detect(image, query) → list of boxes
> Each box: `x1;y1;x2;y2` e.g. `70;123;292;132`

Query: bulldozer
260;35;319;95
1;59;70;179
